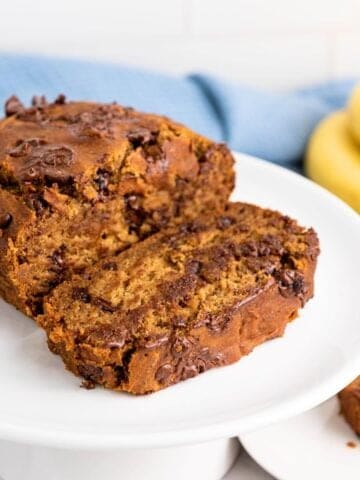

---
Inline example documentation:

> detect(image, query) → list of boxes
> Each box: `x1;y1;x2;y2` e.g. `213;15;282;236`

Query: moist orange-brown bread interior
0;96;234;316
41;202;319;393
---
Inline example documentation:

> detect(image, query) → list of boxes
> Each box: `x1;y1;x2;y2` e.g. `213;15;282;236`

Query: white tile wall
191;0;357;34
333;33;360;78
0;0;184;36
0;0;359;90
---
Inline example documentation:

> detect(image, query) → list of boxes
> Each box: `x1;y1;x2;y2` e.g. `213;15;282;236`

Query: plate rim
1;152;360;450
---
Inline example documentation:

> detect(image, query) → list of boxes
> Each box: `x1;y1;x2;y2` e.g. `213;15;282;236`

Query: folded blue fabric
0;54;356;168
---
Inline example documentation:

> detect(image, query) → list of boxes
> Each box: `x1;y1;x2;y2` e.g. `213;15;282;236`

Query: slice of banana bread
40;202;319;394
339;377;360;434
0;95;234;317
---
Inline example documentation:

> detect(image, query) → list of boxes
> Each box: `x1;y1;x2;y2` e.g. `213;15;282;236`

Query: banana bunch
306;86;360;213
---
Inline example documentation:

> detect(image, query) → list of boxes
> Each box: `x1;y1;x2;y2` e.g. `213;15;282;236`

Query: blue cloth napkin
0;54;356;168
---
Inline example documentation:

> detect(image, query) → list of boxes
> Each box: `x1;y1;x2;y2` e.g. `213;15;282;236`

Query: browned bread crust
0;96;234;317
40;202;319;394
339;377;360;434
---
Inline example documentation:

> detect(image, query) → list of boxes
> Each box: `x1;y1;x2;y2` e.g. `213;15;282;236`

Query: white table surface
224;447;274;480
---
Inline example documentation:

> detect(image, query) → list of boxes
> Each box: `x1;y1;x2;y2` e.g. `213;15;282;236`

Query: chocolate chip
172;316;187;328
142;143;163;163
208;352;225;366
199;262;221;283
125;194;142;210
8;138;47;157
292;275;305;295
261;234;284;256
68;106;122;138
245;257;273;273
52;248;64;265
50;246;66;273
240;241;258;257
231;243;244;260
94;169;111;193
78;364;102;383
192;314;207;329
182;364;198;380
25;195;49;214
8;141;31;158
175;177;188;189
17;254;27;265
31;95;48;108
277;270;295;287
186;260;201;275
204;312;231;333
0;213;12;229
102;261;118;271
54;94;66;105
143;335;169;349
217;216;234;230
72;287;91;303
155;364;174;384
198;147;213;163
93;297;116;313
199;161;212;174
124;193;146;234
194;357;207;373
18;144;74;184
5;95;25;117
30;299;44;316
108;340;126;349
171;337;192;359
79;125;105;138
152;207;170;228
233;224;250;234
127;128;157;148
280;252;296;269
87;324;128;347
115;348;135;384
258;244;271;256
81;379;96;390
179;221;205;234
162;275;197;305
276;269;306;298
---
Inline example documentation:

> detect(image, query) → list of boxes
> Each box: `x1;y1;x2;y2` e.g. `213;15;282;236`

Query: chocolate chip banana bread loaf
40;202;319;394
0;95;234;317
339;377;360;434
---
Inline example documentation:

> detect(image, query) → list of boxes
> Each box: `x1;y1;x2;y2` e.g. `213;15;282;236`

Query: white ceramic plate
241;396;360;480
0;153;359;450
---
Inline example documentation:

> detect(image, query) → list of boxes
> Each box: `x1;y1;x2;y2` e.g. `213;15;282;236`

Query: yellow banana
306;111;360;213
348;85;360;146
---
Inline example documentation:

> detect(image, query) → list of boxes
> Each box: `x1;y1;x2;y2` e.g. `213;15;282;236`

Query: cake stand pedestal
0;438;240;480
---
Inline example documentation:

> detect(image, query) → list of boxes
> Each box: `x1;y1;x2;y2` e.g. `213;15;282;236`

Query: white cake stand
0;153;359;480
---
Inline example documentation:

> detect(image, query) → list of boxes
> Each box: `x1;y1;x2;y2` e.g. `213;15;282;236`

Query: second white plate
241;396;360;480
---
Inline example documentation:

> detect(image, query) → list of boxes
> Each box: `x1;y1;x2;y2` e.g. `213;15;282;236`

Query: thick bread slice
40;202;319;394
0;96;234;316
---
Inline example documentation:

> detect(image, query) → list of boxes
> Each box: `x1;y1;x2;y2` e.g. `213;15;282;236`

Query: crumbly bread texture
0;95;234;317
339;377;360;434
40;202;319;395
